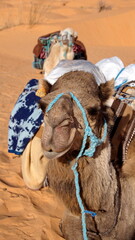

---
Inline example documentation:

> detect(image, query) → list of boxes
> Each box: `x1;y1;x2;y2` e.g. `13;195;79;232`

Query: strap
111;99;135;165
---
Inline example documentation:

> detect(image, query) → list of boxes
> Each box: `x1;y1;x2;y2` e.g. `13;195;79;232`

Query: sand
0;0;135;239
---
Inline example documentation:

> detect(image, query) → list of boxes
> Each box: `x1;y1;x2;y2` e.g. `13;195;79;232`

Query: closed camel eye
59;119;72;127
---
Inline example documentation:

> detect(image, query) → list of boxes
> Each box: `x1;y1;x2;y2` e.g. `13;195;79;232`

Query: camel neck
79;141;118;211
78;141;121;237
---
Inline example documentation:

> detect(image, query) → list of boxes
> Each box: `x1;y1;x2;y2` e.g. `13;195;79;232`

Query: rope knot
85;125;93;136
84;210;97;217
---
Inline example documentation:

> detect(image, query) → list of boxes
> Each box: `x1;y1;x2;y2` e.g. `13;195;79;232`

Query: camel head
59;27;78;46
39;71;114;160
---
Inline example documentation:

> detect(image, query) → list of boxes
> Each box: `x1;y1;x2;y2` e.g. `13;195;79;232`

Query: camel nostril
48;149;53;152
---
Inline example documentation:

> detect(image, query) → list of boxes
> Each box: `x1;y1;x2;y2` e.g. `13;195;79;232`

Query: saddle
32;31;87;69
111;81;135;167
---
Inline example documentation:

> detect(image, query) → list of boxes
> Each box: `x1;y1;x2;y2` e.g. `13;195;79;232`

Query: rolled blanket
96;56;135;89
96;56;124;81
114;64;135;89
8;79;43;155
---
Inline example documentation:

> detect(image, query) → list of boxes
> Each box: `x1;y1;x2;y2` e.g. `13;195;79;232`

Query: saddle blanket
45;59;106;85
8;79;43;155
8;58;135;155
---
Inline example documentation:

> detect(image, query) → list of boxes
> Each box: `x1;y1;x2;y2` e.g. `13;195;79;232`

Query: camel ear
99;79;115;106
74;31;78;39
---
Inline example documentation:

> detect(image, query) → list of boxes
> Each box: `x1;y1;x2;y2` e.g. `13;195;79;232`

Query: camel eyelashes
59;119;72;127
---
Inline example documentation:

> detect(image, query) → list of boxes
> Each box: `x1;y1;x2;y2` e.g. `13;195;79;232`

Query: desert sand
0;0;135;239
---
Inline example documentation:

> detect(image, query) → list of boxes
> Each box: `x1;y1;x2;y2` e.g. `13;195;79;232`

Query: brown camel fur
39;71;135;240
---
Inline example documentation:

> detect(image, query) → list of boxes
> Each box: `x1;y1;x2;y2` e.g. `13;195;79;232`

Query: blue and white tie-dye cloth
8;79;43;155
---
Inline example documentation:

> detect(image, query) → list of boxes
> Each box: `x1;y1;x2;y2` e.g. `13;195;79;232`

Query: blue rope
114;68;128;91
114;79;128;91
46;92;108;240
114;67;125;80
84;210;97;217
72;163;88;240
118;96;135;100
46;93;64;112
69;92;107;158
70;92;107;240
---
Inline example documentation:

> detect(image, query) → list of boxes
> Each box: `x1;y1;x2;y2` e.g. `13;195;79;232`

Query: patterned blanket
8;79;43;155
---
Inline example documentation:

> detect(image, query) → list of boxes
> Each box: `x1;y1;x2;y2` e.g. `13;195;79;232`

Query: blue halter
46;92;108;240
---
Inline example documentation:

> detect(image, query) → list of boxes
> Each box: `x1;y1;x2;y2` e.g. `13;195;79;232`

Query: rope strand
46;92;108;240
